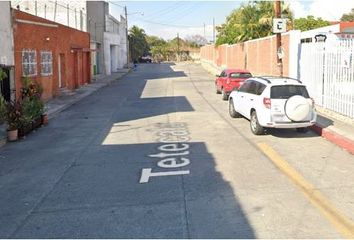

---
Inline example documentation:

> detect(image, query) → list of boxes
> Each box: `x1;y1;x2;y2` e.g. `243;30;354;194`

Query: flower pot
32;116;42;129
41;114;48;125
7;129;18;141
18;123;33;137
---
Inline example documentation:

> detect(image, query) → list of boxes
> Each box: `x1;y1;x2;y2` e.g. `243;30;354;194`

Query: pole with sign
273;1;286;77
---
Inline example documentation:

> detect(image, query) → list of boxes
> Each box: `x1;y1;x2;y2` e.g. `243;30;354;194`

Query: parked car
228;76;317;135
215;69;252;100
139;56;152;63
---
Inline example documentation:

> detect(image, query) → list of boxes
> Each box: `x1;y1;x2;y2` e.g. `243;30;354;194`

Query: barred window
41;51;53;76
22;50;37;76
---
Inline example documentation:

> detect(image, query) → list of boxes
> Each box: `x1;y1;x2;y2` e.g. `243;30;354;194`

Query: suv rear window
271;85;310;99
230;72;252;78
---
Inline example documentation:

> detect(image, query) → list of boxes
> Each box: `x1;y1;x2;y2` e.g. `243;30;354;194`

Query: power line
142;2;181;19
132;17;203;28
107;1;125;9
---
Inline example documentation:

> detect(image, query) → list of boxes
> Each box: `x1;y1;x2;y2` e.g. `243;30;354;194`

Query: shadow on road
0;63;256;238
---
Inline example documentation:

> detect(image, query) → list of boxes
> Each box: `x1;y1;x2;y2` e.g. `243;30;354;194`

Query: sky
109;0;354;41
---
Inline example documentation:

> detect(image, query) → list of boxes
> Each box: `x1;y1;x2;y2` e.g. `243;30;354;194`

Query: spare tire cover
285;95;310;122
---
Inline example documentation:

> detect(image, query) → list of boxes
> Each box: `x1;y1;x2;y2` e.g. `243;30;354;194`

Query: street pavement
1;63;354;238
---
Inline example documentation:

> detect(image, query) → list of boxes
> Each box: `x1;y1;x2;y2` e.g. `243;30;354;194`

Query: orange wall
200;34;290;77
13;10;91;101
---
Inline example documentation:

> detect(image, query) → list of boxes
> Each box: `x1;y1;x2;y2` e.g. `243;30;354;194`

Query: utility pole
177;33;180;62
125;6;130;67
213;18;215;43
275;0;283;77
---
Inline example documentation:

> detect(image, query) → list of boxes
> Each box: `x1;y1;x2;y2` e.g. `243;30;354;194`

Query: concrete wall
87;1;127;74
0;1;15;67
103;32;120;75
118;15;127;68
13;10;91;101
87;1;106;75
200;31;301;78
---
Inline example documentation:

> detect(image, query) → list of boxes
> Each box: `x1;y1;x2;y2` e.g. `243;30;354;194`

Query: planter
7;129;18;141
41;114;48;125
18;123;32;137
32;116;42;129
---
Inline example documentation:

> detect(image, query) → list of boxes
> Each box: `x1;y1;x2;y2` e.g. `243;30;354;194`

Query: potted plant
20;77;45;133
31;97;44;129
19;98;35;137
3;101;23;141
41;108;48;125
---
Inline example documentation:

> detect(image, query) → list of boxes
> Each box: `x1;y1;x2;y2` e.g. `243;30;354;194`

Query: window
247;81;258;94
239;81;251;93
255;82;266;95
219;71;227;77
22;50;37;76
41;51;53;76
229;72;252;79
271;85;310;99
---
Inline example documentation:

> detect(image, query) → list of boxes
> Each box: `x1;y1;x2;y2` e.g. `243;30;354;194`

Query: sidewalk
311;107;354;155
0;69;130;147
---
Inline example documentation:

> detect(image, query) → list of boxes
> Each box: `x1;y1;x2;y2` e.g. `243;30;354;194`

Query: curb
310;124;354;155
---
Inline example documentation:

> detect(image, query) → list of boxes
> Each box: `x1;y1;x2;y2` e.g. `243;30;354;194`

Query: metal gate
299;38;354;118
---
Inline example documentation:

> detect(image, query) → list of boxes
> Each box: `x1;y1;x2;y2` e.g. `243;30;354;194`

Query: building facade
13;9;91;101
0;2;15;102
300;22;354;43
87;1;127;76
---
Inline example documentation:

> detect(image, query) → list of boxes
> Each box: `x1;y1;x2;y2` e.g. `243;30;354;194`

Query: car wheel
216;84;221;94
250;111;264;135
229;99;241;118
296;127;309;133
222;88;228;100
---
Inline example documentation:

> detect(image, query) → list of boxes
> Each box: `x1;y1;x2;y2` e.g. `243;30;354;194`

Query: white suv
228;76;317;135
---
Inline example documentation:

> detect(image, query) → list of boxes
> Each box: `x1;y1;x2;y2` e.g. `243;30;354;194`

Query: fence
200;31;301;78
200;32;354;119
300;39;354;118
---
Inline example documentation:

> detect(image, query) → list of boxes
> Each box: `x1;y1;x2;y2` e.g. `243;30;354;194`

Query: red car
215;69;252;100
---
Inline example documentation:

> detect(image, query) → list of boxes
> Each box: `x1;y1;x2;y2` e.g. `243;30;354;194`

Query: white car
228;76;317;135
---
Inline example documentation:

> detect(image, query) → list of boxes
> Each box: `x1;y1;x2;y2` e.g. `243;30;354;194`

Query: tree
341;8;354;21
146;35;169;61
185;35;208;47
294;16;330;31
216;1;293;45
128;26;149;62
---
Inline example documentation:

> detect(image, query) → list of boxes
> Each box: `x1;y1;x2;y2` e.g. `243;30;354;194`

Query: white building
300;22;354;43
0;1;15;101
87;1;127;76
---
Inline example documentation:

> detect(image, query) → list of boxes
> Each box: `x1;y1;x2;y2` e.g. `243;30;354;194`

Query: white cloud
288;0;353;21
308;0;353;21
287;0;308;18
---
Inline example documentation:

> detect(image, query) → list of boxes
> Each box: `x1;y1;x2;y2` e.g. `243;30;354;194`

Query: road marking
257;142;354;238
139;123;191;183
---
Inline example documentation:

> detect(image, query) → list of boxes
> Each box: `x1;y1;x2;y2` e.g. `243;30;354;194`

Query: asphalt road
1;63;354;238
